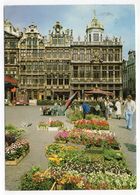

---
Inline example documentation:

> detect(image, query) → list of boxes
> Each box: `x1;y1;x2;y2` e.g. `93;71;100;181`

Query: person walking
94;101;101;115
124;95;136;130
100;98;106;118
115;98;122;119
82;102;90;119
104;98;110;120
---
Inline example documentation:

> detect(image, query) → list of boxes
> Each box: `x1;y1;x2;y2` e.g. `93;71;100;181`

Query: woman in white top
115;98;122;119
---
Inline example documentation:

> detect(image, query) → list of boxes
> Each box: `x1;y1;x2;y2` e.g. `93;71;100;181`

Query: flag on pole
64;91;78;111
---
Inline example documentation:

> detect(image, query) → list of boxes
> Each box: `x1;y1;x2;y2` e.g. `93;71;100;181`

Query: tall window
79;66;85;78
53;78;57;85
33;38;37;46
80;49;85;61
53;63;57;71
59;50;63;58
86;66;91;77
65;78;69;85
59;64;63;71
52;38;57;44
47;75;51;85
64;62;69;71
27;38;31;47
89;34;91;42
10;53;16;64
52;50;57;58
86;49;91;61
5;55;8;64
73;49;78;61
93;66;100;79
10;41;16;48
102;49;107;61
93;33;99;41
58;38;64;44
102;66;107;78
65;50;69;58
46;50;51;58
115;49;120;61
115;71;120;78
109;66;113;79
73;66;78;77
59;76;63;85
108;49;113;61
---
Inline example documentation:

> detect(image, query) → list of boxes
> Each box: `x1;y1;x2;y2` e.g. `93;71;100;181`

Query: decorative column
100;65;102;81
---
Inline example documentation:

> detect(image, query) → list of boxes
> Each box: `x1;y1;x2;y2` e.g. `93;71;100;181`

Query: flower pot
48;127;59;131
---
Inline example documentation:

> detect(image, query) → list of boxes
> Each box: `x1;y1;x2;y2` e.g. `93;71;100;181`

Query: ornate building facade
122;50;135;98
4;14;123;101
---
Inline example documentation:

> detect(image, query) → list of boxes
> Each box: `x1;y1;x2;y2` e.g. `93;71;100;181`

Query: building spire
93;9;96;18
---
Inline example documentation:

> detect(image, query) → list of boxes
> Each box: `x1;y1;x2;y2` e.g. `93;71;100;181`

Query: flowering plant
20;166;55;190
74;119;109;130
38;121;48;128
87;172;136;190
55;129;119;149
20;167;136;190
5;124;25;139
38;120;64;128
48;120;63;127
5;139;29;160
55;130;70;142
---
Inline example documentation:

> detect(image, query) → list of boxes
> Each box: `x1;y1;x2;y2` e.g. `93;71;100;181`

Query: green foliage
68;111;83;122
46;143;64;156
5;124;25;139
85;146;103;154
20;166;54;190
86;114;103;120
103;149;123;161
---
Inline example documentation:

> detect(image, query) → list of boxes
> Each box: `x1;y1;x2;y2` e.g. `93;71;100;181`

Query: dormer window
93;33;99;41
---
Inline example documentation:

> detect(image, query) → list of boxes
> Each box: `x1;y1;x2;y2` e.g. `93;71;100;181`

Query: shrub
5;124;25;139
103;149;123;161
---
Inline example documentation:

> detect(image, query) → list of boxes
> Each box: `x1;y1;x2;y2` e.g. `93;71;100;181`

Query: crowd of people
41;94;136;130
41;102;65;116
81;95;135;130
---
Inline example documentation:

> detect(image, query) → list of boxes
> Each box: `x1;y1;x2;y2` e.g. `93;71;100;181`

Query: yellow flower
48;154;63;165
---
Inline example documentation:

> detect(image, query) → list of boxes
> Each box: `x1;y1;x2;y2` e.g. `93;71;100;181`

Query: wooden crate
5;149;29;166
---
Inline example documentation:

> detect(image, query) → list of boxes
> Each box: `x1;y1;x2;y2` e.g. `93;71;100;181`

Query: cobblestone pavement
109;112;136;175
5;106;136;190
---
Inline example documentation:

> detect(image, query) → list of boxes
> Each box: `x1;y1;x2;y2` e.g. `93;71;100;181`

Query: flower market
5;105;136;190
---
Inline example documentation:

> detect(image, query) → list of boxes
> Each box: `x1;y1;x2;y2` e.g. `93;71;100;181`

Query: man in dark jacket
82;102;90;119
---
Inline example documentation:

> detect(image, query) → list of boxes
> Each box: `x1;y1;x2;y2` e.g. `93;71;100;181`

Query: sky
4;4;135;59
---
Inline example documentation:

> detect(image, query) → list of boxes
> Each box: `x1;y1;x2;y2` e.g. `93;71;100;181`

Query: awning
85;88;114;96
4;76;17;84
5;76;17;84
